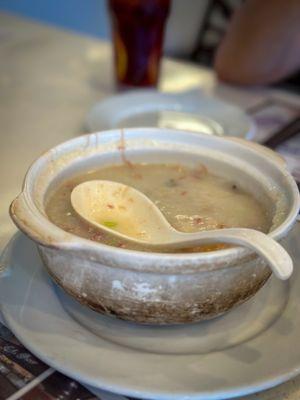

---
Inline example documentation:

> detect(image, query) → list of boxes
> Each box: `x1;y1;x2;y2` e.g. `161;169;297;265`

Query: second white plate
86;90;255;139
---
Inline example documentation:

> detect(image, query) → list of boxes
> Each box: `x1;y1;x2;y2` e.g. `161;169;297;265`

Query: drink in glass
109;0;171;89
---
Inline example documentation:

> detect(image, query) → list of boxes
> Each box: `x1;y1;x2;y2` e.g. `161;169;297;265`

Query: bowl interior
25;128;295;251
46;148;278;228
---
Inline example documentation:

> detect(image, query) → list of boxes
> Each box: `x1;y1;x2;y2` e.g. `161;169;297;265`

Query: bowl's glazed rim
10;128;300;274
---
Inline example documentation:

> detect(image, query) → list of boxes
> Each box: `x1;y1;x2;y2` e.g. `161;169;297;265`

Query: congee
46;163;271;252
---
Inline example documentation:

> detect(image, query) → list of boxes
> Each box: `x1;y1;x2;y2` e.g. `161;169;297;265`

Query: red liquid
109;0;170;89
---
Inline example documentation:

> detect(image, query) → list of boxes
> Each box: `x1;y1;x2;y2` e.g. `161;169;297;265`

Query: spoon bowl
71;180;293;280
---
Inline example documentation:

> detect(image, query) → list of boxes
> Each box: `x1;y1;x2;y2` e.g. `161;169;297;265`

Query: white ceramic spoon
71;180;293;280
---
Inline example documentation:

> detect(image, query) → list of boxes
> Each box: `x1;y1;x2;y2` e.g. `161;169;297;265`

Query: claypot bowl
10;128;300;324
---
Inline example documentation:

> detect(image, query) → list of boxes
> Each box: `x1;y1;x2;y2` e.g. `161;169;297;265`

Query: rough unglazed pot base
55;275;288;355
43;253;271;325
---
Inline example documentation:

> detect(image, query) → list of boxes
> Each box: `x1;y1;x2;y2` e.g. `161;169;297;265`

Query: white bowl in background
86;90;255;139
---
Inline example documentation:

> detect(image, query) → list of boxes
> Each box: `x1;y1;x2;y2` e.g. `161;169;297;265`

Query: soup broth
46;163;271;252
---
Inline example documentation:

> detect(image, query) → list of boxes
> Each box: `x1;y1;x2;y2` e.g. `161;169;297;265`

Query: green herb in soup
103;220;118;228
45;163;271;252
101;216;147;239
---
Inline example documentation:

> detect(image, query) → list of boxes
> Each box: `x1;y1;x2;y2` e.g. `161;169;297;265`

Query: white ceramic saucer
86;90;255;139
0;225;300;400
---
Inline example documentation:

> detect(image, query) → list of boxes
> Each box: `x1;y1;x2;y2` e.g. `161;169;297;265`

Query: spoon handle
167;228;293;280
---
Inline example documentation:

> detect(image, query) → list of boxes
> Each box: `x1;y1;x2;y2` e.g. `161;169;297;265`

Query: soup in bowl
10;128;299;324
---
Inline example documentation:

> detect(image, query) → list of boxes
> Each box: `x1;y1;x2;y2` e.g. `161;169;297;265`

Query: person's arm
214;0;300;85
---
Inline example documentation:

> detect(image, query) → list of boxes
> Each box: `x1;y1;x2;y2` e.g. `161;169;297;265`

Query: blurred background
0;0;236;63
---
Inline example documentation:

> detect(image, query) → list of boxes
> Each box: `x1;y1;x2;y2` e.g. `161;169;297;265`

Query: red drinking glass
109;0;171;89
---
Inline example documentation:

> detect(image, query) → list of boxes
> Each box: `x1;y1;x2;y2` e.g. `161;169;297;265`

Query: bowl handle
10;193;63;249
225;137;287;169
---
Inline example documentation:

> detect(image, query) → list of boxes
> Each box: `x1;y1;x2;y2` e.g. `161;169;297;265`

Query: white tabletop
0;11;299;400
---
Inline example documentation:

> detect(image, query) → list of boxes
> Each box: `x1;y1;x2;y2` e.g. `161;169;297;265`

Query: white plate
86;90;255;139
0;226;299;400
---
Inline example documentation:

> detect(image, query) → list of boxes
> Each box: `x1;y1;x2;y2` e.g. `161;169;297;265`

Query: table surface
0;11;300;400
